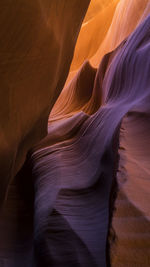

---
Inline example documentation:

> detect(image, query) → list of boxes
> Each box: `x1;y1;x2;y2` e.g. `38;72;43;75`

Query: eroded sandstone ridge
0;1;150;266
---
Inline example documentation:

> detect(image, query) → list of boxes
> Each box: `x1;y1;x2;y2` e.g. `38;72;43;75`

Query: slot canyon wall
0;0;150;266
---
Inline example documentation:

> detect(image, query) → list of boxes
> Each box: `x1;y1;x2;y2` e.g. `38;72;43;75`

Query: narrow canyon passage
0;1;150;266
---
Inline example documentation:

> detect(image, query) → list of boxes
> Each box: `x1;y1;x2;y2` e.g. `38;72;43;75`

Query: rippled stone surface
0;1;150;266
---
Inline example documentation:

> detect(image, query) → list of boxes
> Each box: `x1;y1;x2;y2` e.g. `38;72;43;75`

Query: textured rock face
32;14;150;266
66;0;150;83
0;0;90;203
0;0;150;266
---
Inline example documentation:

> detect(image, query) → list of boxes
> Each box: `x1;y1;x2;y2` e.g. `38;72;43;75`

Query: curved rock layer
65;0;150;84
32;14;150;266
0;1;150;267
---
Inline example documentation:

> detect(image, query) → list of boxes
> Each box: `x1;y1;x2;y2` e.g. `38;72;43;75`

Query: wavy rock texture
70;0;120;71
66;0;150;84
30;12;150;267
0;0;150;266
